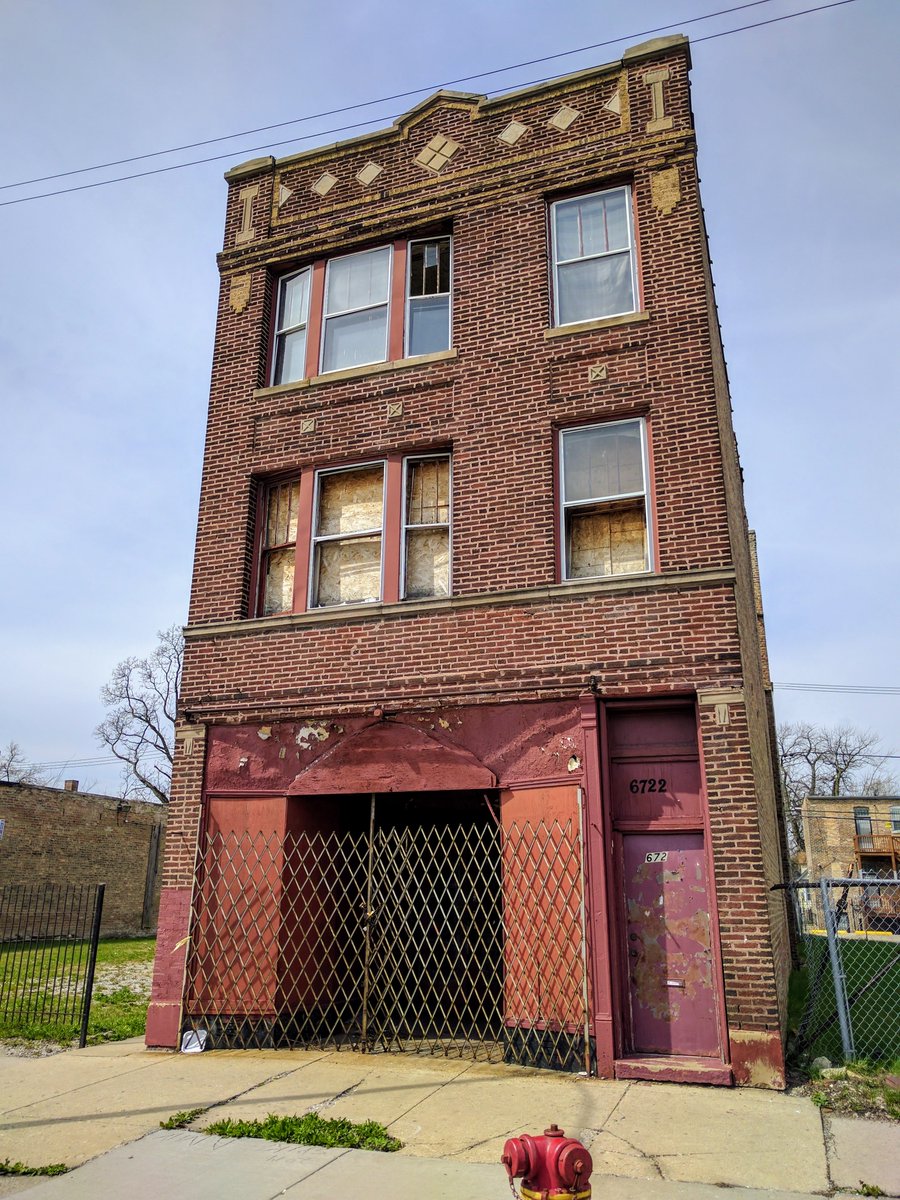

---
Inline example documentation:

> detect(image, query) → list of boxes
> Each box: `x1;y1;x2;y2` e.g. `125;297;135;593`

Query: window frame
269;235;452;387
854;806;873;837
549;185;639;328
404;236;453;359
308;460;387;610
271;268;312;388
558;416;653;583
320;246;393;376
253;451;453;617
401;452;453;600
256;475;301;616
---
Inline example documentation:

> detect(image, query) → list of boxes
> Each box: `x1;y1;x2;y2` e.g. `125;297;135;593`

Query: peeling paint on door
623;833;719;1056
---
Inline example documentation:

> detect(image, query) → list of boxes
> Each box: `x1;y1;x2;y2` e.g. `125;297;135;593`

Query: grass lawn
797;935;900;1064
0;936;155;1045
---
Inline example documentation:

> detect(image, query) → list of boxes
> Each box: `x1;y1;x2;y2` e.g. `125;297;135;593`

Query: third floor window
271;236;451;386
550;186;638;327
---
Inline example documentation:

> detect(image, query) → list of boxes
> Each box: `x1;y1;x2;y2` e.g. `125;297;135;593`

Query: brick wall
802;795;900;880
0;782;165;936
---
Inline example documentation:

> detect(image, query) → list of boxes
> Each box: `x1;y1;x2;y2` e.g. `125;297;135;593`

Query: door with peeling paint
621;832;718;1056
604;703;722;1061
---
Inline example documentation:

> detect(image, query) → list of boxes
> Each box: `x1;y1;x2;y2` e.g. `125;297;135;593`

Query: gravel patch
0;960;154;1058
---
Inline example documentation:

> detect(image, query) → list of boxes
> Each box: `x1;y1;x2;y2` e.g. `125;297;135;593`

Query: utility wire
0;0;781;193
0;0;861;210
774;683;900;696
27;750;170;769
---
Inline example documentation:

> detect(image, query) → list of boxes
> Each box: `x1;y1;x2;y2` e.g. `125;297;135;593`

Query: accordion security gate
183;813;592;1072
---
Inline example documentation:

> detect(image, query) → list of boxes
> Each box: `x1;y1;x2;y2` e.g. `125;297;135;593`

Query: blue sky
1;0;896;795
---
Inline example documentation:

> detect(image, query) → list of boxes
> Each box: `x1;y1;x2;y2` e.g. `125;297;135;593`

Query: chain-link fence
783;878;900;1065
182;818;593;1072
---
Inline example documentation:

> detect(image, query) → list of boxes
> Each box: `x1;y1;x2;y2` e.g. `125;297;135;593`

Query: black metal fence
0;883;105;1047
781;878;900;1065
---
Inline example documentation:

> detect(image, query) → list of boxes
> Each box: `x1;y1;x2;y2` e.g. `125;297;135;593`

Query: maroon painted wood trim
292;470;316;614
388;240;407;363
502;774;581;791
600;696;728;1064
305;260;326;379
580;695;615;1077
598;699;631;1058
382;454;403;605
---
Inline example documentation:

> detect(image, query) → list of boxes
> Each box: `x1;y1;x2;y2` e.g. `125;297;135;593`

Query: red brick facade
149;36;791;1086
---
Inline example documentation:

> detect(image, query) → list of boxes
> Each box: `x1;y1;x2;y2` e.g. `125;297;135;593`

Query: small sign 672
644;851;668;863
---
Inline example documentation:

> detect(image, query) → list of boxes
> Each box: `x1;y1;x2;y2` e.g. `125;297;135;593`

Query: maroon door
621;832;718;1056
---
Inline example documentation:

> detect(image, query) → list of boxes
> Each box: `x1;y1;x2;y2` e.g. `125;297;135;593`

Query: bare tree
95;626;183;803
777;721;898;850
0;741;52;785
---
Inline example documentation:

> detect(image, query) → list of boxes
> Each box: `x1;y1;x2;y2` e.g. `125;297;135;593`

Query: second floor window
559;418;651;581
256;453;451;615
271;236;452;386
312;464;385;607
551;186;637;326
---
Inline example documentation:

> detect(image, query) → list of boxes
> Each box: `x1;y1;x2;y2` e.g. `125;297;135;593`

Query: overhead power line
26;749;170;770
774;683;900;696
0;0;861;209
0;0;782;194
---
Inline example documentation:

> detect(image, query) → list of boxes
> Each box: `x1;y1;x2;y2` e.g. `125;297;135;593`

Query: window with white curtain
551;187;637;326
322;247;392;374
270;236;452;385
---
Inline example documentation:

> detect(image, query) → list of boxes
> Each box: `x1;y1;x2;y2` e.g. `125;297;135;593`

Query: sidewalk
0;1040;896;1197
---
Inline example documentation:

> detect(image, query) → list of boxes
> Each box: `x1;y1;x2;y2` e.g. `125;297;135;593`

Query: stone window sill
253;349;458;399
543;310;650;340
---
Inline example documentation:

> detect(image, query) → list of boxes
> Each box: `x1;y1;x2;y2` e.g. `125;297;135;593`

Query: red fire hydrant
501;1124;593;1198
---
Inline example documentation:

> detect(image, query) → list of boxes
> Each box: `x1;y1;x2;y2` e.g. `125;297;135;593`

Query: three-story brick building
148;35;792;1087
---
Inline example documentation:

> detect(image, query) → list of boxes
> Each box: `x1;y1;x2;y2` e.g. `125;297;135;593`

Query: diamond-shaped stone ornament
312;172;338;197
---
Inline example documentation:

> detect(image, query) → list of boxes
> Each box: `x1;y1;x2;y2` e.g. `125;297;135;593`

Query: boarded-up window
312;465;384;607
261;479;300;614
404;456;450;598
560;419;650;579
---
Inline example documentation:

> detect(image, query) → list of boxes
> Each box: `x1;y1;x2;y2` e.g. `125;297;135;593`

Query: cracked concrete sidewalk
0;1040;896;1198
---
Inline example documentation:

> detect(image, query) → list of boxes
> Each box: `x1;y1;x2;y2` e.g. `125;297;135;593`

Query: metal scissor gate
183;801;593;1072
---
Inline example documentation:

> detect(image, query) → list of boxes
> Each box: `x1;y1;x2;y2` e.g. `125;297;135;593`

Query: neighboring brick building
802;795;900;881
0;781;165;935
148;35;792;1086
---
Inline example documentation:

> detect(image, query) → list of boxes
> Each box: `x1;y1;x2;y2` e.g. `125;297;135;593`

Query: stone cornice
185;566;736;643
